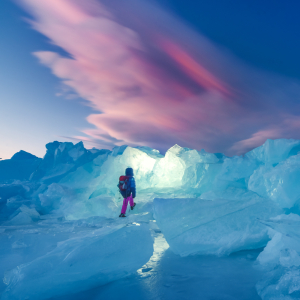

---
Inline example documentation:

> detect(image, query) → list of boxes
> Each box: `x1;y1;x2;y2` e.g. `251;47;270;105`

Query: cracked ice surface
1;215;153;300
153;195;282;256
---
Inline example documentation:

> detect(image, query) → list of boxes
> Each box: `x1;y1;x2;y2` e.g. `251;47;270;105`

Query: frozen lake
56;232;262;300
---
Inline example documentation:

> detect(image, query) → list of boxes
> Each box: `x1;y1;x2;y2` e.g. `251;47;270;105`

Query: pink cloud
159;39;231;97
18;0;300;155
230;129;282;155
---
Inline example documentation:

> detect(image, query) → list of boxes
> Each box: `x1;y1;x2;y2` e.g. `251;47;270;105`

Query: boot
131;203;136;210
119;213;126;217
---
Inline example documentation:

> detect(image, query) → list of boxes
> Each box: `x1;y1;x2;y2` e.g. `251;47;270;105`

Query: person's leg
121;197;129;214
129;195;134;207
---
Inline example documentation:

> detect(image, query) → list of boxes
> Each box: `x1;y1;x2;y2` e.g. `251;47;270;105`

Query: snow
1;138;300;299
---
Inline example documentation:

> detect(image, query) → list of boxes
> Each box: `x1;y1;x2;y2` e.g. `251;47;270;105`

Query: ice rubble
1;221;153;300
1;138;300;299
256;214;300;300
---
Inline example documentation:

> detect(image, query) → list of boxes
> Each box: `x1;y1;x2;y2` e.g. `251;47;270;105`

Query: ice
100;146;159;192
5;205;40;225
0;184;27;203
256;214;300;300
245;138;300;165
0;152;41;183
2;138;300;299
1;219;153;300
134;146;163;159
44;146;160;219
30;141;105;183
153;195;282;256
249;154;300;209
213;155;260;191
150;145;220;189
61;196;119;220
64;224;262;300
3;138;300;228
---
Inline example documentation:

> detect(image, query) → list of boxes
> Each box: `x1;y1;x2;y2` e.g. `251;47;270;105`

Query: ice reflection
137;232;169;278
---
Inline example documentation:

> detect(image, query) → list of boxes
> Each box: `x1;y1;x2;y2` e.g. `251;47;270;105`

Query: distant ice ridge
1;138;300;299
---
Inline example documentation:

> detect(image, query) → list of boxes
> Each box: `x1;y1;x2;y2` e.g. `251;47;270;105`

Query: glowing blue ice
1;138;300;299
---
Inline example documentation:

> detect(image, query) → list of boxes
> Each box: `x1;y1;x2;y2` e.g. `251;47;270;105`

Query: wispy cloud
18;0;300;155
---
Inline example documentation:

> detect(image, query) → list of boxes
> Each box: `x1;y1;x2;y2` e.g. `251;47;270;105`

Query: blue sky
0;0;94;159
160;0;300;80
1;0;300;159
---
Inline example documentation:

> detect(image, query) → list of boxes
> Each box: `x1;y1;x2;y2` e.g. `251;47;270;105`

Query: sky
1;0;300;159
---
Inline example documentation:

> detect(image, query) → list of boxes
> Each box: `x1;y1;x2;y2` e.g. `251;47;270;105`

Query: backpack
118;175;131;198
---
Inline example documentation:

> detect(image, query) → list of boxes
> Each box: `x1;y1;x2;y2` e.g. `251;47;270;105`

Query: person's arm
131;177;136;198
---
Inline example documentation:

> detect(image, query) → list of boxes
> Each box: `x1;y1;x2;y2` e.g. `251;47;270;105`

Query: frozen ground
57;231;262;300
0;211;262;300
1;139;300;299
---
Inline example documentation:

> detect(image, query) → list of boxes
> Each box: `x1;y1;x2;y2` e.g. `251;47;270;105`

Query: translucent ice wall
2;138;300;226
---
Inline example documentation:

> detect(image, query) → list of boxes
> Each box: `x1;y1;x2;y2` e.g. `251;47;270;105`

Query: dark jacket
128;176;136;198
125;168;136;198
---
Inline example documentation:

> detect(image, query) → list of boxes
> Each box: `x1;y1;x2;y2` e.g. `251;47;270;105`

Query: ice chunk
249;154;300;209
149;145;186;188
153;196;282;256
5;205;40;226
38;183;118;220
5;212;33;225
213;156;259;191
6;195;32;211
100;146;159;193
0;184;27;202
200;187;262;201
88;148;111;155
0;217;110;285
38;183;71;214
245;138;300;165
134;146;163;159
30;141;104;183
59;152;110;189
61;196;118;220
0;153;41;183
151;145;220;189
256;214;300;300
111;145;128;156
67;143;86;161
10;150;39;161
182;163;222;193
2;223;153;300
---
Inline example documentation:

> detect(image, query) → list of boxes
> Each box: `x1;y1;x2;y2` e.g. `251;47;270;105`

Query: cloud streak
18;0;300;155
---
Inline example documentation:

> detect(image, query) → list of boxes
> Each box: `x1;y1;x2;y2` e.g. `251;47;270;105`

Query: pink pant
121;195;134;214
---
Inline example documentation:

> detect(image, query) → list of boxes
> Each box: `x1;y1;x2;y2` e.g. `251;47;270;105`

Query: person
119;167;136;217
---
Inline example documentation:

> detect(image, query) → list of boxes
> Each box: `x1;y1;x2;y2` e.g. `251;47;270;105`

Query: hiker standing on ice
118;167;136;217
